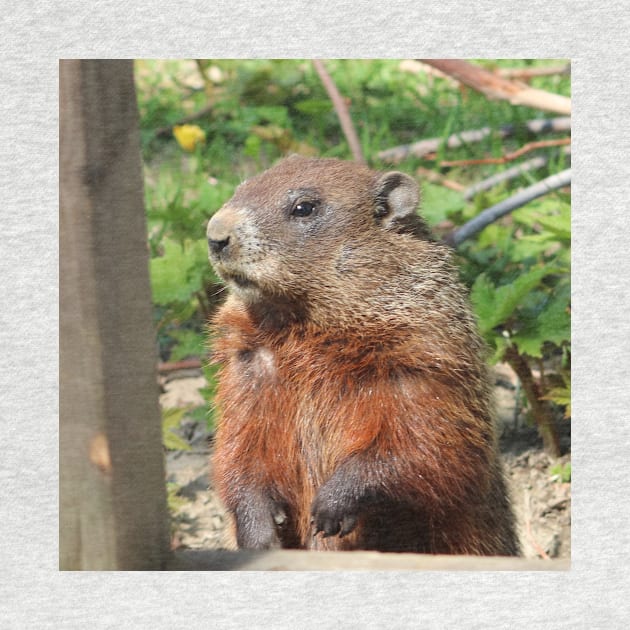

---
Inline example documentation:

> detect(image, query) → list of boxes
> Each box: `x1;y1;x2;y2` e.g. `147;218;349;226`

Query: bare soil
162;363;570;560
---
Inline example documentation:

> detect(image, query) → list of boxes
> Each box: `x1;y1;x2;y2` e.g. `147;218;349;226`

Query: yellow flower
173;124;206;152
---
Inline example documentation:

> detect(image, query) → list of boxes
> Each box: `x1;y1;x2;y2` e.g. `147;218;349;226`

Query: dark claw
311;511;358;538
339;515;358;538
311;478;363;539
321;517;340;538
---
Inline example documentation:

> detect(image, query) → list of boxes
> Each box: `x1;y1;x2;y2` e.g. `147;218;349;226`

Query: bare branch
378;117;570;164
496;64;570;81
158;358;204;374
419;59;571;115
440;138;571;167
312;59;365;164
445;169;571;247
194;59;212;93
415;166;465;192
463;147;571;200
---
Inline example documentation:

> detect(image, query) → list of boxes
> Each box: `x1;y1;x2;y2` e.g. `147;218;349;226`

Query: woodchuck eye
291;200;316;217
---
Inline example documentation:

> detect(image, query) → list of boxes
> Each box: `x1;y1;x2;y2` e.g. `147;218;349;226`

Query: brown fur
206;156;519;555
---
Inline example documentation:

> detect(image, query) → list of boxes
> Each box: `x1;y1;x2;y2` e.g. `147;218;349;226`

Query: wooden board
168;549;570;571
59;59;169;570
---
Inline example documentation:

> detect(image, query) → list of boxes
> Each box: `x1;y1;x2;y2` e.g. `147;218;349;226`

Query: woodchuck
206;155;520;555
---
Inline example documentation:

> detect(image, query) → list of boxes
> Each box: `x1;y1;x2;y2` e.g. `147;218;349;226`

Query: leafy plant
464;192;570;455
161;407;192;451
550;462;571;483
137;59;571;456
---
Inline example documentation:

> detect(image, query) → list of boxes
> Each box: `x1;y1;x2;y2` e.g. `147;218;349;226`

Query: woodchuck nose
206;155;520;555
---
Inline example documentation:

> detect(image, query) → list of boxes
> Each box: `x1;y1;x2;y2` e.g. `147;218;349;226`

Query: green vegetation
550;462;571;483
136;59;571;454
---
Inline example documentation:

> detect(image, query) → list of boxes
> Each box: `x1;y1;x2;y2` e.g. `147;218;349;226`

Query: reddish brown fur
207;156;519;555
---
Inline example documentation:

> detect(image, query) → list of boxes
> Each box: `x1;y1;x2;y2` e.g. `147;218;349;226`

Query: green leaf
421;183;465;224
509;233;557;261
150;238;209;305
486;333;511;365
545;387;571;408
476;223;510;251
163;430;192;451
243;134;262;158
535;208;571;241
471;265;555;335
161;407;192;451
253;105;290;126
197;180;235;212
166;481;188;514
169;329;206;361
543;373;572;419
550;462;571;483
512;283;571;357
188;404;212;425
513;198;570;242
470;273;498;335
294;99;332;116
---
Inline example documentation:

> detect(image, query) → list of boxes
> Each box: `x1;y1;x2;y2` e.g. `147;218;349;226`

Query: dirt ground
162;363;571;560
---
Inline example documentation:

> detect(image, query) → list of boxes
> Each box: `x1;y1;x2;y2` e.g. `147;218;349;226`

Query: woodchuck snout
206;155;520;555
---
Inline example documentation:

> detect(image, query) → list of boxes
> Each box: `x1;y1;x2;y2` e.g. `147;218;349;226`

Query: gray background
2;0;628;627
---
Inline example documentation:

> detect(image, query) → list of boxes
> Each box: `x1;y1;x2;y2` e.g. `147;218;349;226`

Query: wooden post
60;60;169;570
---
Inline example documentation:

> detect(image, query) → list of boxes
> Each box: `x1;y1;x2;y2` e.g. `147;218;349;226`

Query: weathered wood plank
167;549;570;571
59;59;169;570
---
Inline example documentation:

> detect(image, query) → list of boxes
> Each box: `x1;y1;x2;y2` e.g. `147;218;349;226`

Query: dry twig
419;59;571;115
378;117;570;163
440;138;571;167
312;59;365;164
158;358;204;374
414;166;465;192
446;169;571;248
462;146;571;200
496;64;570;81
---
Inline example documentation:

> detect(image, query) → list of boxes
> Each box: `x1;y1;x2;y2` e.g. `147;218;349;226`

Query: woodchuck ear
373;171;420;228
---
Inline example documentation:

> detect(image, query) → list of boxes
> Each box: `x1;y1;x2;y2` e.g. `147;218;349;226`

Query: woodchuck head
206;156;464;332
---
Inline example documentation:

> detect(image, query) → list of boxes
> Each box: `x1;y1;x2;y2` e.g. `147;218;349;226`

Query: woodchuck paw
310;492;359;538
234;496;288;549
